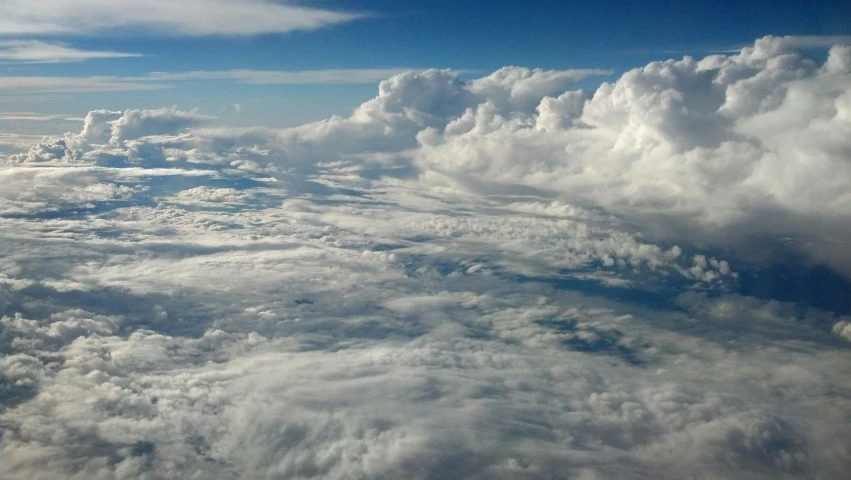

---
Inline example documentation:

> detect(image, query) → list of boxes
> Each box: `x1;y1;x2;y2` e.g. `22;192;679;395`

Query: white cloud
834;320;851;341
468;67;613;113
406;38;851;277
2;36;851;479
2;0;364;37
742;34;851;57
108;107;215;144
0;40;142;63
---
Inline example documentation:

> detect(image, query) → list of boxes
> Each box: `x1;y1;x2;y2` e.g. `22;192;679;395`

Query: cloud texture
2;36;851;479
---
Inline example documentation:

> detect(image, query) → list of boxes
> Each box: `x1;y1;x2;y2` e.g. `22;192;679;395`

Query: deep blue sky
2;0;850;127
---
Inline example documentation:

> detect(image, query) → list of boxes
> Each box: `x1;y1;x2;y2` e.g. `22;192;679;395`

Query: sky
2;2;851;479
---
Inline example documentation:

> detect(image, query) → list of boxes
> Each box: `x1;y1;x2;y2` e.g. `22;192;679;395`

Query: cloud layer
2;36;851;479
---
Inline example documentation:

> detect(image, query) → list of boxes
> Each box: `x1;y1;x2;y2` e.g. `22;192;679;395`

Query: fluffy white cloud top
261;37;851;276
2;36;850;479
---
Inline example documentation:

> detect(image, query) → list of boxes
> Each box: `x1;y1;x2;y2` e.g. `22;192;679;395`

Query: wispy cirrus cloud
0;68;464;93
0;40;143;63
145;68;439;84
0;76;169;93
1;0;365;36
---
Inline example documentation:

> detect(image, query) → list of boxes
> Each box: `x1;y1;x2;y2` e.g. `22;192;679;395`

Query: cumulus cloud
410;39;851;277
2;36;851;479
107;107;215;144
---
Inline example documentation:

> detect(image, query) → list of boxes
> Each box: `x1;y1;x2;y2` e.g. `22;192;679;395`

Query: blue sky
2;0;850;127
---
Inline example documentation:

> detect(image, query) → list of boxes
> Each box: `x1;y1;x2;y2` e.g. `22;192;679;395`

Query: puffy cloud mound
252;36;851;277
2;36;851;479
411;40;851;276
79;110;125;145
107;107;214;144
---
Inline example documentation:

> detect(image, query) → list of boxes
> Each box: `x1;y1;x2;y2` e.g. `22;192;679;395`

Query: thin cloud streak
0;68;481;93
0;40;143;63
0;77;170;93
145;68;440;84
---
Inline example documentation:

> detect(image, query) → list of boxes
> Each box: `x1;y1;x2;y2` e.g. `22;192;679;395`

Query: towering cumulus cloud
2;36;850;479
